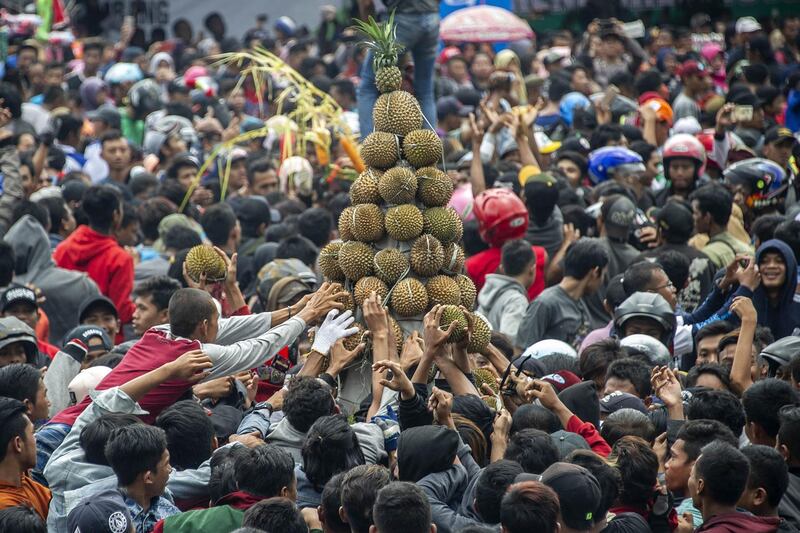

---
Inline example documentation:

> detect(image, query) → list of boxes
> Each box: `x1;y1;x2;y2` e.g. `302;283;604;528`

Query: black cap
64;325;114;352
0;286;38;312
87;107;122;130
600;391;648;414
654;200;694;242
437;96;472;120
541;463;602;530
764;126;796;146
67;488;133;533
455;87;482;109
78;295;119;323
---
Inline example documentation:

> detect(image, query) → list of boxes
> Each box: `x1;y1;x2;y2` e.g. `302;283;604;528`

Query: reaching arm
434;353;480;397
729;296;758;396
468;113;487;196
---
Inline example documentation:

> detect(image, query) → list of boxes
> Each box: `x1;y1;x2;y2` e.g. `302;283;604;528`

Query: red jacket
51;328;201;426
53;225;135;328
465;245;547;301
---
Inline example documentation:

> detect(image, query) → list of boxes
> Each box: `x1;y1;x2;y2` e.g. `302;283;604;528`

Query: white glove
311;309;358;355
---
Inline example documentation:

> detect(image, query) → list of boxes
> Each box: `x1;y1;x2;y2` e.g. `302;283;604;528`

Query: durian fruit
473;367;499;395
318;241;345;282
439;305;468;343
423;207;463;244
442;242;465;275
467;313;492;353
348;204;385;243
410;234;444;277
185;245;227;282
403;129;443;168
331;284;356;312
373;91;423;136
353;276;389;306
350;169;382;205
391;278;428;317
416;167;453;207
353;12;403;94
482;395;500;410
373;248;409;285
385;204;423;241
426;275;461;307
389;316;404;356
338;207;355;241
343;322;369;352
455;274;477;309
378;166;417;205
338;241;374;280
360;131;400;169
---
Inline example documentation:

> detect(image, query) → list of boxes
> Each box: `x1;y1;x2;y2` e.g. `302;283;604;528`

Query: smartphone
733;105;753;123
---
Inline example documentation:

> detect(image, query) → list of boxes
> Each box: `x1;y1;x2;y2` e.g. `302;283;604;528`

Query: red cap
541;371;581;392
437;46;463;65
678;60;708;79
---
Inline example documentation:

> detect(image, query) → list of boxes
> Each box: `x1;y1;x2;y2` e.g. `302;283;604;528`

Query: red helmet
183;66;209;88
663;134;707;180
473;188;529;247
695;130;720;170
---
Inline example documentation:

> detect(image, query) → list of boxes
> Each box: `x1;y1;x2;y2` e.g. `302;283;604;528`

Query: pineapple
353;11;404;94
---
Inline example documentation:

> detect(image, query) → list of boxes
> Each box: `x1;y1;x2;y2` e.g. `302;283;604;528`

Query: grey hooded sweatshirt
5;215;100;344
476;274;528;343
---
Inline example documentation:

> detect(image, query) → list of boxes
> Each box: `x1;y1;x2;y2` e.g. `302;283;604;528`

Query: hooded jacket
397;426;460;483
751;240;800;339
477;274;528;343
697;511;782;533
5;216;100;344
53;224;136;329
781;467;800;531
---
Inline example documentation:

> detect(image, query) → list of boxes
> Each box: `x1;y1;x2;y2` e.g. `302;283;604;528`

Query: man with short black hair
245;158;279;197
104;424;179;532
684;441;784;532
0;397;50;520
541;462;601;533
54;185;135;340
371;482;435;533
518;238;608;349
604;358;652;399
477;239;536;343
668;420;739;526
500;481;559;533
739;445;796;531
242;497;307;533
743;379;799;446
341;464;392;533
695;322;736;365
690;184;753;269
132;276;181;336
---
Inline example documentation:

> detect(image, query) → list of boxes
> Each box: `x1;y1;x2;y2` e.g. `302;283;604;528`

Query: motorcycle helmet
275;16;297;37
473;188;529;247
614;292;676;347
520;339;578;360
588;146;645;185
128;78;163;120
620;334;672;367
663;133;707;181
723;157;787;211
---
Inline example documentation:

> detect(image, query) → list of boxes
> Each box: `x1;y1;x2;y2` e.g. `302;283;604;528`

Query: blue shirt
119;488;180;533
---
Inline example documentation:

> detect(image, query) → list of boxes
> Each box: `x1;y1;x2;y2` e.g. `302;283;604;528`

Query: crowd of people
1;1;800;532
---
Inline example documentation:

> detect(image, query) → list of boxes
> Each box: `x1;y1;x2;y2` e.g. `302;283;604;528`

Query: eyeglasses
649;281;675;291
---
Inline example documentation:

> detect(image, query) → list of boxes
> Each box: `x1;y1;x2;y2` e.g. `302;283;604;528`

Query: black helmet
0;316;38;364
723;157;787;211
759;337;800;377
614;292;676;347
128;78;163;120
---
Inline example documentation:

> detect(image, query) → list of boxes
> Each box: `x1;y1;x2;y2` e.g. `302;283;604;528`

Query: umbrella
440;6;534;43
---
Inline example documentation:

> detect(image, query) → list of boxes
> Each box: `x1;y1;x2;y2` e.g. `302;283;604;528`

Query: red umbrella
440;5;534;43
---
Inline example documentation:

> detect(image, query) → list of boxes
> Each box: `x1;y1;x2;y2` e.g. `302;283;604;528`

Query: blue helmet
588;146;645;185
559;91;591;127
275;16;296;37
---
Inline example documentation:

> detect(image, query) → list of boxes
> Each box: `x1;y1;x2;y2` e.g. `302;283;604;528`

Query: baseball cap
67;488;133;533
654;200;694;241
603;195;637;240
436;96;472;121
78;295;119;324
600;391;648;414
1;286;37;312
550;430;590;459
735;16;762;34
63;325;114;352
764;126;796;146
541;462;602;530
68;366;113;406
87;107;122;130
677;60;708;80
541;371;581;393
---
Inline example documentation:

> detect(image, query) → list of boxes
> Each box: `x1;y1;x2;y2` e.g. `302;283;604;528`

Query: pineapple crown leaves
352;11;404;68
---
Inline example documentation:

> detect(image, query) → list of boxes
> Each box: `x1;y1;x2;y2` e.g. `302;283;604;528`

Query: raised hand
311;309;358;355
167;350;213;382
423;305;457;355
298;282;347;324
373;359;415;400
328;338;366;376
